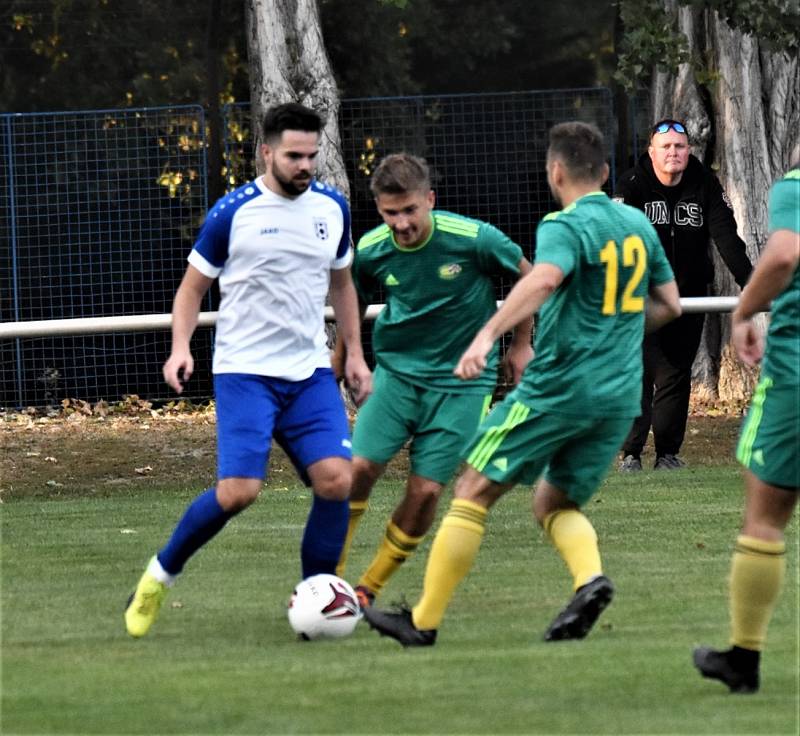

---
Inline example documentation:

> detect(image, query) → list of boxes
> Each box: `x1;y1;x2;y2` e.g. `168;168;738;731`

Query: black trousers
622;313;705;458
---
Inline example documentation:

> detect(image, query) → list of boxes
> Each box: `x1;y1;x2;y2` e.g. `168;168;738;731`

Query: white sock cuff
147;556;177;587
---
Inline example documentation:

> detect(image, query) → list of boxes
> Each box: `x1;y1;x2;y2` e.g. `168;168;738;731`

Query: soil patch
1;399;743;501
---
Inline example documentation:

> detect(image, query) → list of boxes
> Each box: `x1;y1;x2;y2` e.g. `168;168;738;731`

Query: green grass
2;465;798;735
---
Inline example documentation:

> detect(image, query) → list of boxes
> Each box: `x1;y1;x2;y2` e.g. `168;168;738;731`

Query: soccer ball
287;573;361;640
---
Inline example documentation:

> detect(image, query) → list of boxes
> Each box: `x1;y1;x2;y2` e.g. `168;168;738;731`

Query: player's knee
311;466;352;500
216;479;261;513
313;474;351;501
406;479;443;506
350;456;384;501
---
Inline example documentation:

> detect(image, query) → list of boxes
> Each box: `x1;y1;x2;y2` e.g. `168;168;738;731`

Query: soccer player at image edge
693;162;799;694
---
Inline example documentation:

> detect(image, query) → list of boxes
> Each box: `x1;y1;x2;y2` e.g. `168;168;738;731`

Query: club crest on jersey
438;263;462;280
313;218;329;240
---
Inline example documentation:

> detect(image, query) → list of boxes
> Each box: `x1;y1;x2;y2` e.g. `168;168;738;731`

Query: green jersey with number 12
512;192;674;417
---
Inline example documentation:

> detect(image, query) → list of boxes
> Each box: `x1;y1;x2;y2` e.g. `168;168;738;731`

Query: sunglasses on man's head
652;121;687;135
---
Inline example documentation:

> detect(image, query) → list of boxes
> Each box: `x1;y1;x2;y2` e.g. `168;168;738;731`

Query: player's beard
272;161;313;197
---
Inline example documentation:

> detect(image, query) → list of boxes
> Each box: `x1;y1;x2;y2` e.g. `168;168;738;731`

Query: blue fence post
4;114;24;406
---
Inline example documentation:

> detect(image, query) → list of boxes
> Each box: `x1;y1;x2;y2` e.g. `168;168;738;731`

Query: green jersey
762;167;800;383
354;210;524;393
512;191;674;417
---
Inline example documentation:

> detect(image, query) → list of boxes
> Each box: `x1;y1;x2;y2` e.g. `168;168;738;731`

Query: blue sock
301;495;349;578
157;488;233;575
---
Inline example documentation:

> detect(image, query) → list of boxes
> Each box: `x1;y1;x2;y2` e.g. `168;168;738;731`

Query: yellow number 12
599;236;647;315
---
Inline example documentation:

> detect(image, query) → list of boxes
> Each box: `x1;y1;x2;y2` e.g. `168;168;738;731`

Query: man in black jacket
614;119;752;471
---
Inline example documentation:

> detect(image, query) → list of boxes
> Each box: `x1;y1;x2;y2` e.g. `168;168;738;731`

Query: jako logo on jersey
314;218;329;240
438;263;462;280
260;227;279;235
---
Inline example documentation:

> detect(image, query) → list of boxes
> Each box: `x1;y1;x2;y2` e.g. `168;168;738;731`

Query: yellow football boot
125;562;168;638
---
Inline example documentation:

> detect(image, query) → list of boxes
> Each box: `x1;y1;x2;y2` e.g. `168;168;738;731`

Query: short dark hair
370;153;431;197
547;121;607;183
261;103;323;143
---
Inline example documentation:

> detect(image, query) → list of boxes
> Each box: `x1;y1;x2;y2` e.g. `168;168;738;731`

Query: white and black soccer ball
287;573;361;640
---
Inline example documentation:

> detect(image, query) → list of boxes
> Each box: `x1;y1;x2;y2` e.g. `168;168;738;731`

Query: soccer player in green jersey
363;121;681;646
694;163;800;694
333;153;533;608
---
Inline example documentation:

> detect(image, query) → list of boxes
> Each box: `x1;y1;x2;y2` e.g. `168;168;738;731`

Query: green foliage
614;0;691;92
2;0;618;113
0;0;248;112
690;0;800;51
396;0;616;94
615;0;800;93
2;466;798;733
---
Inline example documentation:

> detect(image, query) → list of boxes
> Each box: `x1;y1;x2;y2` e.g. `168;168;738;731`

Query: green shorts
352;366;492;484
464;397;634;505
736;376;800;489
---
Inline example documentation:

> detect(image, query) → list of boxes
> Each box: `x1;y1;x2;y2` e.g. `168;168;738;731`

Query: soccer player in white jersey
125;102;372;638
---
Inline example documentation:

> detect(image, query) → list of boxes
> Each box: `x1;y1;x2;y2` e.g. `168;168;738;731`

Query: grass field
1;414;798;734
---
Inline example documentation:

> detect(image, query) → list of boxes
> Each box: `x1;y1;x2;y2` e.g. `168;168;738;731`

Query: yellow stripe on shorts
736;376;773;467
467;401;530;472
479;394;493;425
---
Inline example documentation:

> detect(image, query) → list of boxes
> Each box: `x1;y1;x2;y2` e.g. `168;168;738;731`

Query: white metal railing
0;298;743;340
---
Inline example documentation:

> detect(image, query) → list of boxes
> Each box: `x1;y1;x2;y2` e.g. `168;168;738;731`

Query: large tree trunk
244;0;352;409
244;0;348;195
650;1;799;407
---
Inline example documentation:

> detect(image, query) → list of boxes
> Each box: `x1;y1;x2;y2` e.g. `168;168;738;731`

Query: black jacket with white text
614;153;752;297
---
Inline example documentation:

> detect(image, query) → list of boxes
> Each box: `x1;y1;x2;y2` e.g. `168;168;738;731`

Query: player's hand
731;318;763;367
503;342;534;385
454;332;494;380
163;348;194;394
345;356;373;407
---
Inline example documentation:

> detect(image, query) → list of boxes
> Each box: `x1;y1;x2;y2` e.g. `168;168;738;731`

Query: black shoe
654;453;686;470
693;646;760;694
544;575;614;641
362;604;437;647
619;454;643;472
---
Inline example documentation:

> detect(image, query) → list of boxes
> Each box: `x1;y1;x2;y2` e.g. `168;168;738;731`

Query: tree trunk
650;1;799;407
244;0;352;410
244;0;348;196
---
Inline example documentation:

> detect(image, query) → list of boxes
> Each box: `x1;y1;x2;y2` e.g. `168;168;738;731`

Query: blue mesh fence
225;89;616;254
629;88;653;162
225;89;616;387
2;90;616;409
0;106;211;409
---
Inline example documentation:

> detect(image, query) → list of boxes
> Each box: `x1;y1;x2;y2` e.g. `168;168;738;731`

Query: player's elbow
538;271;563;297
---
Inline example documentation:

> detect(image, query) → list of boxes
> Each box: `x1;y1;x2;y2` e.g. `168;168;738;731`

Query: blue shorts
214;369;352;485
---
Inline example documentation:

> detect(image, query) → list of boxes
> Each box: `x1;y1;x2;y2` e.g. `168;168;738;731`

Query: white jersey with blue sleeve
188;177;353;381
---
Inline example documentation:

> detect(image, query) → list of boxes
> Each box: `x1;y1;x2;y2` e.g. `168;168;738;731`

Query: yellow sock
730;535;786;651
412;499;487;630
359;521;425;595
335;501;368;578
543;509;602;591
